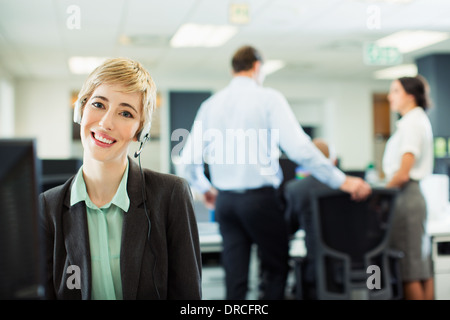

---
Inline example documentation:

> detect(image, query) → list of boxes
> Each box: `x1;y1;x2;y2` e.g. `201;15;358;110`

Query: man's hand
203;187;218;209
339;176;372;201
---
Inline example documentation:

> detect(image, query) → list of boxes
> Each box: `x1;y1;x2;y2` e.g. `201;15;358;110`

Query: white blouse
382;107;434;182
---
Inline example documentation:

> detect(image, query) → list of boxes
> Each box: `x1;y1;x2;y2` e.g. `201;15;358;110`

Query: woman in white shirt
382;75;434;300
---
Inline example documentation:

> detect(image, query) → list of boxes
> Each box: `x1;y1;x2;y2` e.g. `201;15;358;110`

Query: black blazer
39;157;202;300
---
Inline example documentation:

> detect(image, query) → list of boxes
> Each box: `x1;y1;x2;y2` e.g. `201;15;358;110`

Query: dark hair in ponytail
398;75;431;111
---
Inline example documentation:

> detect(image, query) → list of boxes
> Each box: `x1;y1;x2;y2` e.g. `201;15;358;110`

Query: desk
428;215;450;236
427;206;450;300
198;222;222;253
198;221;306;257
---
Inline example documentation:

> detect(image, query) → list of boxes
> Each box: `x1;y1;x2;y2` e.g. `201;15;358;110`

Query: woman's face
387;80;414;114
80;83;142;164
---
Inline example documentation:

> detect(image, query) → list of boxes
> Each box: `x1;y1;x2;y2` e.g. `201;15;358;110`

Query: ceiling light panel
376;30;450;53
68;56;108;74
262;60;286;75
170;24;238;48
373;64;417;79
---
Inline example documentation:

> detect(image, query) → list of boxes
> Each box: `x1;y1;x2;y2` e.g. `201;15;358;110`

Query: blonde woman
39;58;202;300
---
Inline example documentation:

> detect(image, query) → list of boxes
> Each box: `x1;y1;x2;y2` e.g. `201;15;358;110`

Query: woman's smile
91;130;117;147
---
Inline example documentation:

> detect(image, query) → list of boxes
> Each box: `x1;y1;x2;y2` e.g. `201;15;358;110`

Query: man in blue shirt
180;45;371;300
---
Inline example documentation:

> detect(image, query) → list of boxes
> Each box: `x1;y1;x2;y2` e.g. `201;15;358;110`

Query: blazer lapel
120;158;150;300
63;185;92;300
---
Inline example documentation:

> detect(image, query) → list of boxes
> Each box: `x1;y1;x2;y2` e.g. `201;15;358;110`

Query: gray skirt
389;180;433;282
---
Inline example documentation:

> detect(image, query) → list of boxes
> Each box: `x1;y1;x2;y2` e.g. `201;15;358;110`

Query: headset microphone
134;133;149;158
134;120;151;158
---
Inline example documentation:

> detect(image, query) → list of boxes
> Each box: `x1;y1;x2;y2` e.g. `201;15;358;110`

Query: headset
74;97;160;299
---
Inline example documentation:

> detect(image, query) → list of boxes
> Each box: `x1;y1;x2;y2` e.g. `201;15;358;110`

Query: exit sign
229;3;250;25
364;43;403;66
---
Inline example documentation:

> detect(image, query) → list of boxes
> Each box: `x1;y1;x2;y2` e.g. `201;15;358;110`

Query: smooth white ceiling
1;0;450;83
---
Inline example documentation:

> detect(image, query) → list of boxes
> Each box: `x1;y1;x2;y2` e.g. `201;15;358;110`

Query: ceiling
1;0;450;84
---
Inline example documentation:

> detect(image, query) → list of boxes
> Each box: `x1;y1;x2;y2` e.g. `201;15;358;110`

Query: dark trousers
215;187;289;300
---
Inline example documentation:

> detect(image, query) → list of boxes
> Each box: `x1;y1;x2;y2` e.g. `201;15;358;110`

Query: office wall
417;54;450;137
268;78;389;170
15;79;72;158
0;78;15;137
12;75;390;173
0;64;15;137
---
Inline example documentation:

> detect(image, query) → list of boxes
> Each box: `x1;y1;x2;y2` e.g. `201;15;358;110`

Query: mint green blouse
70;161;130;300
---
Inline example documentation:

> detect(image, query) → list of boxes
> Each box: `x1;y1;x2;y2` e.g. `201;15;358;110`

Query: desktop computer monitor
0;139;44;299
41;158;82;192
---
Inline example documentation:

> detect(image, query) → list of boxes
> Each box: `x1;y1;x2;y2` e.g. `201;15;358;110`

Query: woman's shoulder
39;177;74;221
142;168;189;189
128;158;190;196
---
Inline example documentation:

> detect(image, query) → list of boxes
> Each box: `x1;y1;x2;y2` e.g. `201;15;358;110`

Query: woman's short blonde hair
76;57;156;138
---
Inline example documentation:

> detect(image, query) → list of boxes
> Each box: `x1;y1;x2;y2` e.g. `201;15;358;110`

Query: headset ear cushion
73;100;82;124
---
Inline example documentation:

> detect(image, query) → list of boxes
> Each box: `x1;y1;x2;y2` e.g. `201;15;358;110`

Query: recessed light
376;30;450;53
373;64;417;79
170;24;238;48
262;60;285;75
68;56;108;74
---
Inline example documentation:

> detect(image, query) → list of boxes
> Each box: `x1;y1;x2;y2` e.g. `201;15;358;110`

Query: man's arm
268;91;371;201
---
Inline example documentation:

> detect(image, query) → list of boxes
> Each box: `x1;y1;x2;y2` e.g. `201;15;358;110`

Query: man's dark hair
231;45;263;73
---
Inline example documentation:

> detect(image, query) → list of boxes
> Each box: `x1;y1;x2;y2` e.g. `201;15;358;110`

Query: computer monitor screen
41;158;82;192
0;139;43;299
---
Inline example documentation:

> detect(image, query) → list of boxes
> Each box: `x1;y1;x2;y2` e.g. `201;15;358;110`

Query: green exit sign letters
364;43;403;66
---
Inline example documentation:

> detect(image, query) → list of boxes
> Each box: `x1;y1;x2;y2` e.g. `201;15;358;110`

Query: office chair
294;187;403;300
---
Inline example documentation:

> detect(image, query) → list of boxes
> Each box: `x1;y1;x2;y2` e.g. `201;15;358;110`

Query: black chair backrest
312;188;398;268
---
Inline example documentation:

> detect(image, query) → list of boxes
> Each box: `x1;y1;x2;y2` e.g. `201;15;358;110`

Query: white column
0;78;15;137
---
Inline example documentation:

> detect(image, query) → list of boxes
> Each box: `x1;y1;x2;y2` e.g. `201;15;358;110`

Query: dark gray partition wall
417;54;450;199
169;91;212;174
416;54;450;137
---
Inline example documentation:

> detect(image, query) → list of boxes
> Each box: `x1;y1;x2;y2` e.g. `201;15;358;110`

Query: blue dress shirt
180;76;345;193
